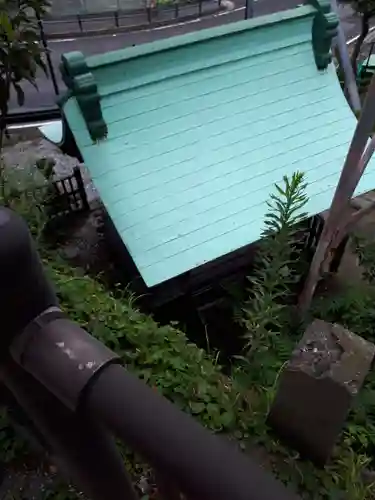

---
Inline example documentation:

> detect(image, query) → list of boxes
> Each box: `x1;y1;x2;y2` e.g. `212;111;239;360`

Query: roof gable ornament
308;0;339;70
60;51;108;143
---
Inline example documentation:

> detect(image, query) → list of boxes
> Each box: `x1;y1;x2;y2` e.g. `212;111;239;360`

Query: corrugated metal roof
62;6;374;287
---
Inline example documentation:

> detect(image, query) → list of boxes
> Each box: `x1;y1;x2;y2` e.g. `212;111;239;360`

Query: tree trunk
351;13;370;76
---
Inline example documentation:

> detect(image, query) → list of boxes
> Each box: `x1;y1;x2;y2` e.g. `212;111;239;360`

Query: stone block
267;319;375;465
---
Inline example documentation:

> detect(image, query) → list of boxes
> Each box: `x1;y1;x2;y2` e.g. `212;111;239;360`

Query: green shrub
3;169;375;499
353;234;375;284
47;258;375;499
48;261;252;435
234;173;375;499
241;173;308;357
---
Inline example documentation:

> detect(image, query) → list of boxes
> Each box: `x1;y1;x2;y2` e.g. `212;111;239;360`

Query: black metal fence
43;0;222;38
47;166;90;218
0;207;299;500
7;0;253;118
8;1;223;116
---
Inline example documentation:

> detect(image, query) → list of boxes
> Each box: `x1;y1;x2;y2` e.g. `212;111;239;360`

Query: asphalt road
9;0;367;112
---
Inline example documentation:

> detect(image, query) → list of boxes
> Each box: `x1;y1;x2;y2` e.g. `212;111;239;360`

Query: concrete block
267;319;375;465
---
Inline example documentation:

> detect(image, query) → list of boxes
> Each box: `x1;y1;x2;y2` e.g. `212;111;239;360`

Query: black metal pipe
11;311;120;411
3;359;139;500
74;166;90;211
6;108;61;125
83;364;299;500
36;15;60;96
244;0;254;19
0;209;57;356
77;14;83;32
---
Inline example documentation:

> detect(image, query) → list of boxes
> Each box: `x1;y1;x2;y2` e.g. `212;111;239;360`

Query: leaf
189;402;206;414
0;12;14;40
240;172;309;358
220;411;235;427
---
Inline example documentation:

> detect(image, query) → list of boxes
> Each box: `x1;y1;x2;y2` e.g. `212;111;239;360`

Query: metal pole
147;4;152;23
36;14;60;96
83;364;299;500
3;360;139;500
77;14;83;32
73;166;90;211
0;208;57;355
244;0;254;19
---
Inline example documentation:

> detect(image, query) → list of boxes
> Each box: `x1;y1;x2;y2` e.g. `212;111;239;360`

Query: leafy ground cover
2;1;375;497
2;169;375;498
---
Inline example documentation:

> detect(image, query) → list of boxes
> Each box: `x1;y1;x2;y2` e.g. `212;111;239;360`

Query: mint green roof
60;3;375;287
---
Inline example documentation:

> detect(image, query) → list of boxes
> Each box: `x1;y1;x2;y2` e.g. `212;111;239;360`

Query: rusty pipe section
10;309;120;410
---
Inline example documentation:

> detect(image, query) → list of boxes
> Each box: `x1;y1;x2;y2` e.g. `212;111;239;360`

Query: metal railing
0;208;299;500
46;166;90;217
43;0;221;38
7;18;61;118
8;1;221;117
7;0;251;119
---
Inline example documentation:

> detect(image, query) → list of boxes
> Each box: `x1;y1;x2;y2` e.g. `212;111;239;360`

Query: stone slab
267;319;375;465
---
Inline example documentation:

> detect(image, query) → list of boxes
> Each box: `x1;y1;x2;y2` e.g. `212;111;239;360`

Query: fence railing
0;208;299;500
8;1;223;115
7;0;257;118
47;166;90;218
7;0;252;117
43;0;222;38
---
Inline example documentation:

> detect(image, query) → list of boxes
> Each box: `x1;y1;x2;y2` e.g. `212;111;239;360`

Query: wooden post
330;0;361;114
268;320;375;465
330;133;375;248
298;75;375;313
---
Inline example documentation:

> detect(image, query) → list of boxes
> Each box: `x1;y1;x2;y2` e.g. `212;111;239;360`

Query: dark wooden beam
299;75;375;313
